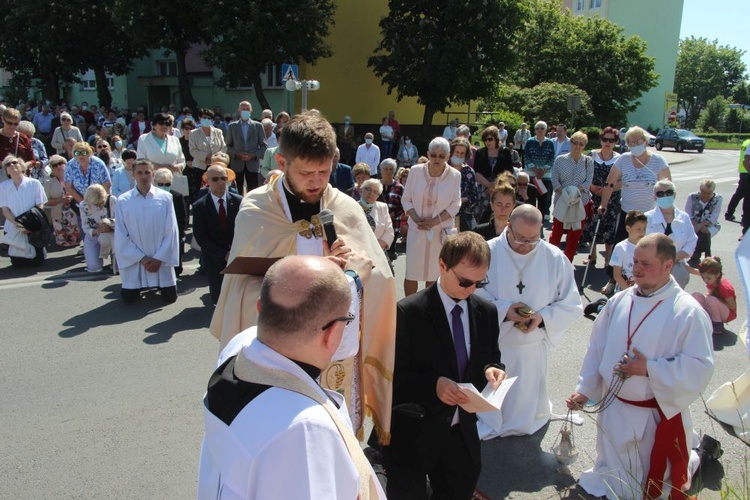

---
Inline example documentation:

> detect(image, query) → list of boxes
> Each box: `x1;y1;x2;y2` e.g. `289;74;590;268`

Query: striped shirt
615;152;669;212
551;153;594;205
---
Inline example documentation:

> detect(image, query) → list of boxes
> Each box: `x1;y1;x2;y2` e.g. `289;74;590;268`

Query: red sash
616;396;690;500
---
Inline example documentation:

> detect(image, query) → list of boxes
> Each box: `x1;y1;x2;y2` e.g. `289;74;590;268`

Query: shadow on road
143;305;211;345
477;422;578;499
713;329;738;351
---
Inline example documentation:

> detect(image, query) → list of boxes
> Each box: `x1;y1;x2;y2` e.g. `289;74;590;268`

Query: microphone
319;209;337;247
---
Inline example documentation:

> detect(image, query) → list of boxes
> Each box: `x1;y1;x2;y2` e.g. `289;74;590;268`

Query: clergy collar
634;278;673;298
282;175;321;222
287;357;322;381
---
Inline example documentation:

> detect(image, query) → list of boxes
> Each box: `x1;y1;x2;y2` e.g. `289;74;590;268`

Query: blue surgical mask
200;118;212;128
405;140;411;145
359;198;375;209
344;120;350;126
240;110;251;120
365;138;373;145
114;141;123;149
450;156;463;166
629;143;647;156
656;196;674;209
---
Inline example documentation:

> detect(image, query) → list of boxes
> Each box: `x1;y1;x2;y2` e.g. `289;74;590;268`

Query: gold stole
234;353;378;500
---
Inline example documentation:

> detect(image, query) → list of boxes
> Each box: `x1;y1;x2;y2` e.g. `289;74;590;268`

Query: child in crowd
691;256;737;335
584;210;646;315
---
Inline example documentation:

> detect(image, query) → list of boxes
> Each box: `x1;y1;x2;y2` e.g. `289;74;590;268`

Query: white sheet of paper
456;377;517;413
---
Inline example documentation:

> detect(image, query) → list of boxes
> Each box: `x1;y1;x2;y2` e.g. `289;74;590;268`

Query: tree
675;37;747;129
202;0;335;111
512;0;657;127
368;0;528;132
696;95;727;132
733;80;750;106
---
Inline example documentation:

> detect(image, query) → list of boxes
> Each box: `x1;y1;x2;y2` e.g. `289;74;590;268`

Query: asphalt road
0;148;747;499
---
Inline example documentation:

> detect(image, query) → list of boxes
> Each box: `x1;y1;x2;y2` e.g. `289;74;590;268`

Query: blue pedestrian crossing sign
281;64;299;83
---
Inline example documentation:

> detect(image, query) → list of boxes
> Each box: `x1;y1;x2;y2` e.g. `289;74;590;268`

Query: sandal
601;281;615;297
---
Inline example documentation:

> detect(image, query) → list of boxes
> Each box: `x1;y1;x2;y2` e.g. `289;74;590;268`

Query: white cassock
197;339;387;500
475;229;582;438
114;186;179;289
576;278;713;499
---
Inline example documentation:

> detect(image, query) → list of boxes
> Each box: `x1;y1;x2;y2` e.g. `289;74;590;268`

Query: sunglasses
61;118;72;122
655;190;674;198
210;176;228;182
97;145;108;149
451;269;489;289
483;138;495;142
321;312;356;331
73;151;89;156
600;137;616;143
429;153;447;159
52;162;66;168
156;182;172;187
4;121;19;126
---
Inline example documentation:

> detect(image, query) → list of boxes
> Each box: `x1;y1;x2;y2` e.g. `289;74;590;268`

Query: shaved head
509;204;542;226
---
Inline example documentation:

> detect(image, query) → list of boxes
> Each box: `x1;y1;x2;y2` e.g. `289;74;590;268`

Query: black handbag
16;207;54;247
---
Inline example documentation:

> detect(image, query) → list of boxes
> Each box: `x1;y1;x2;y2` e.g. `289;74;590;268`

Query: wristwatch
344;270;363;294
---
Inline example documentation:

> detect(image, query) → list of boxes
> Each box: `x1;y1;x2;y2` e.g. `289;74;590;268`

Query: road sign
281;64;298;83
669;110;677;120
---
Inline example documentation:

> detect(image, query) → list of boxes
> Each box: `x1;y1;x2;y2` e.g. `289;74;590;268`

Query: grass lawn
705;140;744;150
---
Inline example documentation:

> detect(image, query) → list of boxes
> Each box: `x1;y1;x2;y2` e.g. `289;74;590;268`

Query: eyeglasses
210;176;228;182
73;151;89;156
570;141;586;147
52;162;66;168
321;312;356;331
600;137;616;143
509;225;541;246
483;138;495;143
451;268;489;289
156;182;171;187
655;189;674;198
362;187;378;194
429;153;447;159
61;118;72;122
4;121;19;126
96;145;108;149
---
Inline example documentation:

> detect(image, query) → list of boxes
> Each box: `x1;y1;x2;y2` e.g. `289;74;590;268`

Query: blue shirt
63;155;111;196
524;137;556;178
330;163;354;191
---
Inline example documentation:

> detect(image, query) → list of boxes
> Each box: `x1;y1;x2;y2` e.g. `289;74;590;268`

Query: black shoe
687;259;700;268
725;213;736;221
697;434;723;462
584;298;607;316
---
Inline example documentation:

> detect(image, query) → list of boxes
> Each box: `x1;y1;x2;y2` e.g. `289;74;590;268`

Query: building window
575;0;584;10
157;61;178;77
230;64;284;90
589;0;601;8
78;70;114;91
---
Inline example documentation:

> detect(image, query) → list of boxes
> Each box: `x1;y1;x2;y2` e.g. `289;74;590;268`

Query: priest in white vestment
568;233;713;500
114;159;179;303
475;205;582;438
198;256;386;500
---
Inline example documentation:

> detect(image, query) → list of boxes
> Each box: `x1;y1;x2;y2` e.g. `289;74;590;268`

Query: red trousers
549;218;583;262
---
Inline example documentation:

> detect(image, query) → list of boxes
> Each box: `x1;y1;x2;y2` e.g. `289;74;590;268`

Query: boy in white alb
610;210;647;292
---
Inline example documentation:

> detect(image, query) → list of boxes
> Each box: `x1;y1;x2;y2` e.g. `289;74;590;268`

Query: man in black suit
192;164;243;305
383;231;505;499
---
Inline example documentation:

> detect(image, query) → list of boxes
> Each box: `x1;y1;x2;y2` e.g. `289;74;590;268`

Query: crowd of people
1;100;746;499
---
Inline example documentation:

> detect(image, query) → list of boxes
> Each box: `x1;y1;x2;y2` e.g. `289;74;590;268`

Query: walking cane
580;216;601;290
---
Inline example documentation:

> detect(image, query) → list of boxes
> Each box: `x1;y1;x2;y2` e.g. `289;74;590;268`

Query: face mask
629;143;646;156
114;141;123;149
405;140;411;145
240;110;251;120
365;138;373;145
450;156;463;166
359;198;375;209
656;196;674;209
200;118;212;128
157;185;171;193
344;120;350;126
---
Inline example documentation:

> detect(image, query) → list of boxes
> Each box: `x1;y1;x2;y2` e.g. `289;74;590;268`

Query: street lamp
285;78;320;111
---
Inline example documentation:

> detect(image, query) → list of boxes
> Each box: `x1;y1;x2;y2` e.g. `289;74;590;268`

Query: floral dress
458;164;480;231
582;150;621;245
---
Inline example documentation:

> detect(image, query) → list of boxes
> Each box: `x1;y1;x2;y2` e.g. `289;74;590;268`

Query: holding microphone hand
323;237;352;268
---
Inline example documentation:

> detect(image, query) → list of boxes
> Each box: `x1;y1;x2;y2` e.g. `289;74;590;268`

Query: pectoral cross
517;281;525;294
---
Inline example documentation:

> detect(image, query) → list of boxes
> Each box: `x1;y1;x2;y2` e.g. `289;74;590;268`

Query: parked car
646;131;656;147
655;128;706;153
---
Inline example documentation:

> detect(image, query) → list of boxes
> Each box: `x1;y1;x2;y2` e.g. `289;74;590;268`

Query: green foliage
734;80;750;105
697;95;727;132
478;82;594;128
368;0;528;129
511;0;657;126
675;37;747;129
202;0;336;109
725;109;750;133
479;110;526;141
1;72;33;106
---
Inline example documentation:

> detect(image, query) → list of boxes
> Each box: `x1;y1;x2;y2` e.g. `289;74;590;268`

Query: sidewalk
654;149;695;166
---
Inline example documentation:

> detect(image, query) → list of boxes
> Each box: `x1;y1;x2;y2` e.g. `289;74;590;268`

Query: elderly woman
645;180;697;288
111;149;138;197
379;158;404;258
189;108;227;172
598;126;671;294
401;137;461;296
0;155;47;266
474;183;516;241
396;134;419;168
549;131;594;261
136;112;185;175
50;111;83;156
395;166;410;186
450;137;480;231
63;141;111;209
153;168;188;275
455;124;476;167
582;127;621;265
17;120;49;181
685;179;723;267
1;109;35;185
44;155;79;246
111;135;125;161
359;178;395;251
79;184;116;272
516;171;538;207
350;162;371;201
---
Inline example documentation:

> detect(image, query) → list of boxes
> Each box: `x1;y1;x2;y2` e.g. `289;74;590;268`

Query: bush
697;133;750;142
479;110;526;145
